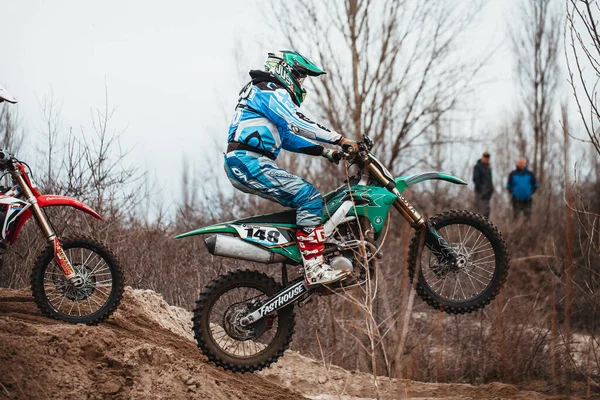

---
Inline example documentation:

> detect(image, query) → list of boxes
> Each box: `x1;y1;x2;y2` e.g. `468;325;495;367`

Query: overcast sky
1;0;523;213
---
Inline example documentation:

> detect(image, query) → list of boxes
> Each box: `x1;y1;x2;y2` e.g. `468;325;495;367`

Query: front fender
37;196;103;220
395;172;467;192
8;196;102;244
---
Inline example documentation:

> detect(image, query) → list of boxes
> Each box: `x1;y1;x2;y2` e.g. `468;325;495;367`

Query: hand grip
332;151;344;163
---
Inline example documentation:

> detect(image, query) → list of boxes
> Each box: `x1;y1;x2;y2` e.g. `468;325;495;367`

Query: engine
324;219;381;283
329;255;354;273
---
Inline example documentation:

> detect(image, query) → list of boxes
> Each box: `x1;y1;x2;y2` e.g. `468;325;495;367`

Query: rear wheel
408;210;509;314
193;270;295;373
31;236;124;324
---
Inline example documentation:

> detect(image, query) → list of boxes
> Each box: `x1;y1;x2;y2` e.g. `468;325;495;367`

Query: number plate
233;224;294;247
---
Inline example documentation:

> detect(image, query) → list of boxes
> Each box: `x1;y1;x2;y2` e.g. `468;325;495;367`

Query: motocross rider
225;51;358;286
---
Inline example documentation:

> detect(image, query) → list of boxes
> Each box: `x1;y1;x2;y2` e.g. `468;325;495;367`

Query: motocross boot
296;226;351;286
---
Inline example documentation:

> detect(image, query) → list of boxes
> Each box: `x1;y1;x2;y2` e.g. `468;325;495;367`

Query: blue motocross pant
224;150;323;227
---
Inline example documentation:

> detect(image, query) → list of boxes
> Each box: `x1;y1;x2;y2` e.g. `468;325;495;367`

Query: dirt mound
0;287;303;400
0;287;569;400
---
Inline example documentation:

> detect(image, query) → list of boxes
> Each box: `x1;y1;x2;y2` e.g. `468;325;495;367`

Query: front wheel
408;210;509;314
30;236;124;324
193;270;295;373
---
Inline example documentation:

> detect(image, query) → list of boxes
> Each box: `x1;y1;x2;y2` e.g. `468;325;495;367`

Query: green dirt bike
176;135;509;373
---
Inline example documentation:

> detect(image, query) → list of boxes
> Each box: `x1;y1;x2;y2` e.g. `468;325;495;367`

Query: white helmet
0;86;17;104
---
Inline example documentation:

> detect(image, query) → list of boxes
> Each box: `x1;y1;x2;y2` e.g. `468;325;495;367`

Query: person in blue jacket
506;158;538;219
225;51;358;287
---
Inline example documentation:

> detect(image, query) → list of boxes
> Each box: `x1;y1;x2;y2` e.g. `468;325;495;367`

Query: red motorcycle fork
52;236;75;277
10;165;80;278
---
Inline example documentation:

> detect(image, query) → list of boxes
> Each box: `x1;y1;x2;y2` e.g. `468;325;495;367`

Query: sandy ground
0;287;579;399
259;350;569;400
0;287;303;400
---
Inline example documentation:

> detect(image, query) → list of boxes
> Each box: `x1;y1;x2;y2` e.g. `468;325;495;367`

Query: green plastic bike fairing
394;172;467;192
174;171;466;264
175;224;239;239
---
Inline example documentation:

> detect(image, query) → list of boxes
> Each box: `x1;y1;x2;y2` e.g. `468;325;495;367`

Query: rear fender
8;196;102;244
175;223;238;239
175;222;302;264
395;172;467;192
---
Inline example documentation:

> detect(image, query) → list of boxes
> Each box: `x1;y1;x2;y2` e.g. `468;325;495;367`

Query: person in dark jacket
472;151;494;218
506;157;538;219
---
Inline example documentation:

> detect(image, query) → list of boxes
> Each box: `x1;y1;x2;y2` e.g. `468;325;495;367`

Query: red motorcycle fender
36;196;103;220
8;196;103;244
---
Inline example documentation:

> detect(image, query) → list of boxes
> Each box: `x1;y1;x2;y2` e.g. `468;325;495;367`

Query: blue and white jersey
227;75;341;159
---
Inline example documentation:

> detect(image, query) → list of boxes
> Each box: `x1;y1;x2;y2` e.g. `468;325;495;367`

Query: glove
322;148;343;164
338;137;359;154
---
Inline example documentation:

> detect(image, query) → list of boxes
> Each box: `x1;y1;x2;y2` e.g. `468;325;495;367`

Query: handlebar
338;135;374;162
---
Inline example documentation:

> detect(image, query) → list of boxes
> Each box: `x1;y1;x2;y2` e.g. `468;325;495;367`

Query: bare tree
38;92;62;187
273;0;486;173
566;0;600;156
0;103;24;154
562;102;574;393
512;0;562;185
178;156;198;223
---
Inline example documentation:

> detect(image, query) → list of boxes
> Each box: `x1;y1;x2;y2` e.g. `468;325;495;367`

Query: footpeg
298;293;314;307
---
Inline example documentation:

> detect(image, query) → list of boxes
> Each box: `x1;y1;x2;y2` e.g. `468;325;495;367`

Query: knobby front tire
408;210;509;314
31;236;124;325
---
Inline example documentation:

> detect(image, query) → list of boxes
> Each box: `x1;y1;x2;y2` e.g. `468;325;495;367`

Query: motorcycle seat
235;209;296;225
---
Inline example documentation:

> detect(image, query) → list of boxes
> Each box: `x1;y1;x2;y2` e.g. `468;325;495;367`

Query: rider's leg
295;225;350;286
224;151;350;286
291;187;350;286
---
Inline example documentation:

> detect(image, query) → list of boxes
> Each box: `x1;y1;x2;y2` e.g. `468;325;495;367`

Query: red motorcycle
0;149;124;324
0;87;123;324
0;86;123;325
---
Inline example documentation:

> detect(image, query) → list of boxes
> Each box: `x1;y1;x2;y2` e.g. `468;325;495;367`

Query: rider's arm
263;89;342;145
280;132;324;156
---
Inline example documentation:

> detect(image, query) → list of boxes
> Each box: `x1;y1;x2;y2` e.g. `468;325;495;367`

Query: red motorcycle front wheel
30;236;124;324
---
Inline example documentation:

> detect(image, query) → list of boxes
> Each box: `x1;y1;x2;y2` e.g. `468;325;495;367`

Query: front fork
367;164;459;265
13;172;81;286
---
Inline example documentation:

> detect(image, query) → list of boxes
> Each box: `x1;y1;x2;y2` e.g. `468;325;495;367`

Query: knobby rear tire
407;210;509;314
193;269;295;373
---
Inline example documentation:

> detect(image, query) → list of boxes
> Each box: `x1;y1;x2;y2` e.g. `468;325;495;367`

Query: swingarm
239;280;308;327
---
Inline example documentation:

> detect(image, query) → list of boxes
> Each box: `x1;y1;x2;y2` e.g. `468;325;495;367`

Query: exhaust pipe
204;234;288;264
